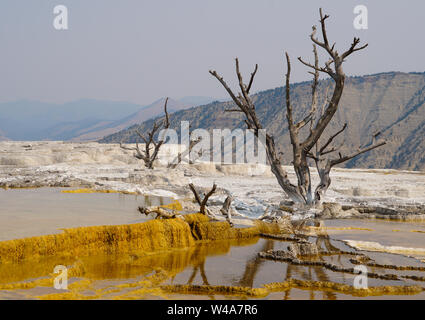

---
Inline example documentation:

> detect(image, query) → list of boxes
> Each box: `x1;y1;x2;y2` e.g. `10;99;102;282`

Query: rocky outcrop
318;202;361;219
288;240;319;257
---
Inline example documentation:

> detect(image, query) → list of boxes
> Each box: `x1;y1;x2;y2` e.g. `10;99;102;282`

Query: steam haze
0;0;424;105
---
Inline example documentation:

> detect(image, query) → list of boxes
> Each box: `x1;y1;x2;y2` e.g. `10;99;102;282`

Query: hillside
0;97;215;141
70;98;191;142
100;72;425;171
0;99;143;141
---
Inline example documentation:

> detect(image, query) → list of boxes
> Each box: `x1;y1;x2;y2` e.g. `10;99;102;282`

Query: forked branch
189;183;217;215
330;140;386;167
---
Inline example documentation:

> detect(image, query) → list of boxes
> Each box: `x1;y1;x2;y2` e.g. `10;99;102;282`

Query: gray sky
0;0;424;105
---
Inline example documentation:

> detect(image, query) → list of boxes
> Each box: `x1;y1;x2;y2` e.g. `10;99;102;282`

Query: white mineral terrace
1;141;424;209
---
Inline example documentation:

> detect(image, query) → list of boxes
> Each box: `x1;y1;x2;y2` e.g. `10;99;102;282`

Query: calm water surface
0;187;171;241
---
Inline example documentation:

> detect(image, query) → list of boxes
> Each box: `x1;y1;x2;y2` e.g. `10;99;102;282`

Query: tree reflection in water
180;225;345;300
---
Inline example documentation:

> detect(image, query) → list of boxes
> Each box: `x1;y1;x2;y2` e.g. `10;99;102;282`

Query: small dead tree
189;183;217;216
168;126;203;168
120;98;170;169
209;8;386;206
138;206;182;219
188;184;246;225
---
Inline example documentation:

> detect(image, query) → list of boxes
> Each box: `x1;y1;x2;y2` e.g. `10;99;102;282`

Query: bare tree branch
200;183;217;214
309;45;320;133
209;70;243;109
246;64;258;94
341;37;369;60
189;183;202;206
138;206;182;220
120;98;170;169
319;123;347;155
189;183;217;215
168;136;202;168
330;140;386;167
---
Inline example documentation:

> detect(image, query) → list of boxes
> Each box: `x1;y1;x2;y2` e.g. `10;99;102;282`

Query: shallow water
1;236;425;300
1;189;425;300
322;219;425;260
0;188;171;241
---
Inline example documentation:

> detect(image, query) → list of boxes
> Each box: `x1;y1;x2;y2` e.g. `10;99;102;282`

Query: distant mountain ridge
70;97;200;142
0;96;215;141
100;71;425;171
0;99;143;141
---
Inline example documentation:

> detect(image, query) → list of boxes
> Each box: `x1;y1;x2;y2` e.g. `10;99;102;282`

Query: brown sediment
0;277;54;290
350;257;425;271
37;270;171;300
366;215;425;222
61;188;137;195
260;233;362;256
38;292;100;300
260;233;300;241
181;213;210;225
7;270;425;300
402;275;425;282
307;226;374;232
161;284;269;298
159;280;424;298
259;250;400;281
190;219;281;241
348;257;425;282
339;204;425;222
264;279;424;297
1;185;41;190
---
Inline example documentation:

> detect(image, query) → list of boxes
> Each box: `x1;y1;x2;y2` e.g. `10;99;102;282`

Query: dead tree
120;98;170;169
209;8;386;206
168;130;203;168
188;184;258;225
220;195;234;226
138;206;183;220
189;183;217;216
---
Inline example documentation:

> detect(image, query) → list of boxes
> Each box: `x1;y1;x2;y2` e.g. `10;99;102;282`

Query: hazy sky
0;0;424;105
